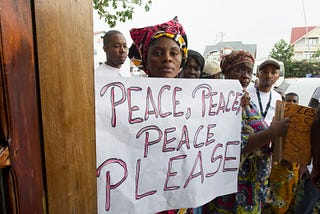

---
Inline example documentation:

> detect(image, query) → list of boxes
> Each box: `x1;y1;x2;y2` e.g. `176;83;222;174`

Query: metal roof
203;41;257;58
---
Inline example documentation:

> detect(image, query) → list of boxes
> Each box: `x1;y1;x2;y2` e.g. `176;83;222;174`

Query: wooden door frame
0;0;46;213
1;0;96;213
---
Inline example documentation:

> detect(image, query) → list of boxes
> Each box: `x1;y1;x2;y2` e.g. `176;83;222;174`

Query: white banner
95;74;242;214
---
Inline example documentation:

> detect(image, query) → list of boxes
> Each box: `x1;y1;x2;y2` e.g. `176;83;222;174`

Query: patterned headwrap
220;50;255;74
129;18;188;74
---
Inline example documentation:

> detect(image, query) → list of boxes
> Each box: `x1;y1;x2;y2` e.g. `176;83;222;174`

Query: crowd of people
95;18;320;214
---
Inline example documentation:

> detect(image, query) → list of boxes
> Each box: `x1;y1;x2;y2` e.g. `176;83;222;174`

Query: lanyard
255;86;271;118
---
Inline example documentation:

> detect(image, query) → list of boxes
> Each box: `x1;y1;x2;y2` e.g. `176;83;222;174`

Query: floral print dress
207;102;271;214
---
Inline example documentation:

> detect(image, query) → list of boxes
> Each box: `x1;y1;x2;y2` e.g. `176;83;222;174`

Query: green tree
270;39;294;77
93;0;152;28
270;39;294;63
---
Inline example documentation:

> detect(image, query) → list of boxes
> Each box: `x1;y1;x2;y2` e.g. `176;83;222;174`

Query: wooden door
0;0;96;213
0;0;46;213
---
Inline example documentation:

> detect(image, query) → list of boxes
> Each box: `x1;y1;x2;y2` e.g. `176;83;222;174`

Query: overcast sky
93;0;320;59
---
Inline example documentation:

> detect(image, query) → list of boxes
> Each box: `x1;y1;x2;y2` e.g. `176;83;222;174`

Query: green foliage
312;49;320;60
270;39;294;63
285;61;320;78
93;0;152;28
270;39;294;78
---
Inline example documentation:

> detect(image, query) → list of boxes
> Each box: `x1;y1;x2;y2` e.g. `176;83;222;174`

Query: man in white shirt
248;58;286;213
247;58;282;125
95;30;130;77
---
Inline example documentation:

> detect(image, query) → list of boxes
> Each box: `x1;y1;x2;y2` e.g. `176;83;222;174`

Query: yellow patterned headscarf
129;18;188;74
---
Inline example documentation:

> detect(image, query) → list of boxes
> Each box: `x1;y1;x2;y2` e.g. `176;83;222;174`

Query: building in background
290;26;320;61
203;41;257;62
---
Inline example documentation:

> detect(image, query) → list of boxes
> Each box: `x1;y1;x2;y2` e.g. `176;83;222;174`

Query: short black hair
285;92;299;101
103;30;123;47
285;92;299;98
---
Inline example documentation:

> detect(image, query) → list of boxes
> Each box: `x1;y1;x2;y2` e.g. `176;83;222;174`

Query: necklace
255;86;272;118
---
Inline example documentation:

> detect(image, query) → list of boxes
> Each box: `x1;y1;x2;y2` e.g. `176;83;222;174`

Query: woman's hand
240;90;251;107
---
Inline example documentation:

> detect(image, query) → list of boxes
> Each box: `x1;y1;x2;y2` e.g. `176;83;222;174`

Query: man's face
258;64;280;88
285;95;299;104
104;33;128;68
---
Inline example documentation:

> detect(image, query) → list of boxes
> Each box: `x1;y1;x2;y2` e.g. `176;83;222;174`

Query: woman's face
146;37;182;78
224;64;253;88
179;58;201;79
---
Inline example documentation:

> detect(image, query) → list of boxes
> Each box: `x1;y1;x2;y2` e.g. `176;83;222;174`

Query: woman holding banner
129;17;191;214
205;50;289;214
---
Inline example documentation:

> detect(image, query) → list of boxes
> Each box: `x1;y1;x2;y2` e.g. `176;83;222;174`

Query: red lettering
232;92;242;114
184;151;204;188
225;91;234;112
136;125;162;157
177;125;190;151
128;86;143;124
96;158;128;211
135;159;157;199
144;86;159;120
216;92;226;114
205;124;216;146
100;82;126;127
207;91;218;116
192;84;212;117
163;127;176;152
223;141;239;172
158;85;172;118
173;87;183;117
206;143;223;178
164;155;187;191
193;125;204;148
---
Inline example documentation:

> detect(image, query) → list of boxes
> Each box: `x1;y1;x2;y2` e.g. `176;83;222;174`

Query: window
308;37;318;46
303;51;314;60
